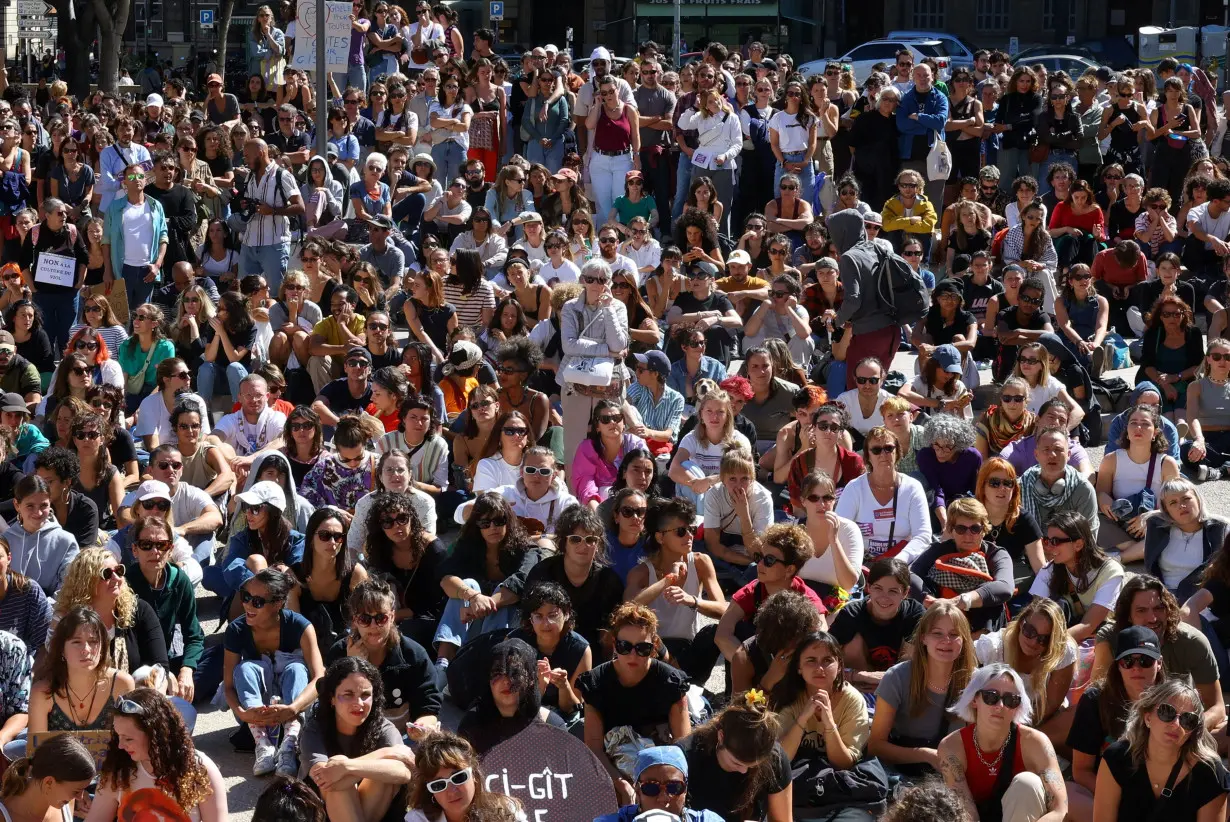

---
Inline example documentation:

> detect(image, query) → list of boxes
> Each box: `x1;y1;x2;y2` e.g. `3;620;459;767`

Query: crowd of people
4;7;1230;822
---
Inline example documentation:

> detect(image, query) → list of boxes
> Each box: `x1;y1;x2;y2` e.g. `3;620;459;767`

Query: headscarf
976;404;1036;455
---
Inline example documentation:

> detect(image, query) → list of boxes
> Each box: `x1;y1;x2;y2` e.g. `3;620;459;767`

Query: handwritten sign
481;723;617;822
29;730;112;769
33;251;76;287
291;0;351;72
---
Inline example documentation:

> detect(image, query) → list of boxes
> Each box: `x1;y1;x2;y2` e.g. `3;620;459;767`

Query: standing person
237;139;303;293
103;163;167;316
19;198;87;354
895;62;949;210
428;76;473;189
768;80;818;207
247;5;287;88
996;68;1045;193
96;118;152;216
634;59;676;221
587;75;641;228
680;89;740;237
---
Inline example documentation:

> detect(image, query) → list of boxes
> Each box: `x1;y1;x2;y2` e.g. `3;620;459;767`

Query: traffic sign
16;1;48;15
199;8;214;26
489;0;503;20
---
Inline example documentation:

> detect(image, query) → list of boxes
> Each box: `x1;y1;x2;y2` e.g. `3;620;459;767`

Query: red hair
65;326;110;365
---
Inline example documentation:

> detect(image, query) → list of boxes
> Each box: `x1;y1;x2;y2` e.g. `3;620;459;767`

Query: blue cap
633;746;689;782
634;350;671;378
932;344;962;375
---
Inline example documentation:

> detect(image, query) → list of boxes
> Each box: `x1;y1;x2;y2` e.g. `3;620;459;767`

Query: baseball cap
551;168;578;183
1115;625;1162;661
727;249;752;266
0;331;15;354
685;260;719;279
816;256;839;272
864;212;883;226
235;480;287;512
633;350;670;378
145;93;164;108
931;344;962;375
1095;66;1114;83
0;392;26;414
625;169;644;181
206;73;223;86
516;210;543;224
345;346;372;364
135;480;173;503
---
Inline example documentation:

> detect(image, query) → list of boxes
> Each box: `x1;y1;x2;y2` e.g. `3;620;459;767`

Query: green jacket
125;562;204;671
103;194;168;278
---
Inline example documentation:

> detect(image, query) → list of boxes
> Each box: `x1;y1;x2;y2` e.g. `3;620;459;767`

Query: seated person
625;350;685;460
1019;428;1099;535
0;392;47;469
897;343;974;420
1094;404;1179;560
785;402;864;512
205;481;306;618
307;285;366;396
506;581;592;724
29;447;98;554
1089;573;1225;732
1105;381;1180;462
301;415;379;515
310;345;373;428
993;276;1053;384
594;745;726;822
668;389;753;511
835;357;892;441
880;396;925;476
3;474;79;597
998;398;1094;479
107;480;202;584
569;400;648;510
1181;337;1230;482
456;446;579;538
916;415;983;531
116;443;224;563
910;279;979;391
974;378;1035;459
456;637;569;754
730;589;823;693
209;373;287;478
703;447;775;593
1029;510;1123;642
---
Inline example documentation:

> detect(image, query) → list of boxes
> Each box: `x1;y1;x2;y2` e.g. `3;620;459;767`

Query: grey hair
365;151;388;172
1124;676;1219;769
1124;173;1145;189
42;197;65;215
865;71;891;88
923;414;976;452
949;663;1033;725
1157;477;1208;524
278;103;298;116
580;258;613;281
877;86;902;103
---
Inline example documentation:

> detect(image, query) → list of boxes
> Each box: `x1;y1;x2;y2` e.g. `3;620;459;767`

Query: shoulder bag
561;308;615;388
124;340;159;395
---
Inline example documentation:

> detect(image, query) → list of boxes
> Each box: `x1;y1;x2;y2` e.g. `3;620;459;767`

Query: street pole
673;0;679;65
315;0;327;156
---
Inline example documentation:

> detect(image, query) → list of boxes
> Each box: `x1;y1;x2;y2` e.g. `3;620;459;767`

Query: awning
635;2;778;15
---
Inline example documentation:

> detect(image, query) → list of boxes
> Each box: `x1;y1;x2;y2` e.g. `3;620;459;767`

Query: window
1042;0;1077;31
911;0;944;30
847;43;899;62
976;0;1009;31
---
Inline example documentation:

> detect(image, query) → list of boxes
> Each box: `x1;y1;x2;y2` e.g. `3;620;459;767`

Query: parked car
797;39;952;84
887;30;979;70
1009;52;1100;78
1012;38;1135;70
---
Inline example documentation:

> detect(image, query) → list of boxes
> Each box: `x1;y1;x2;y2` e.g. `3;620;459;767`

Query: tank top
521;285;545;322
47;672;119;731
1154;104;1191;147
594;105;633;152
0;801;70;822
643;553;700;640
959;723;1027;812
1111;448;1164;500
951;95;978;140
1109;105;1142;152
1196;377;1230;428
1063;294;1100;339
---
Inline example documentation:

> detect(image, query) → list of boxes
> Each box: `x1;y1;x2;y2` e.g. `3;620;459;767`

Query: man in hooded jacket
830;209;905;389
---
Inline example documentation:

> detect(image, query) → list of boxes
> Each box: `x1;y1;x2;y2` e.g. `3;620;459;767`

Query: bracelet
687;597;699;610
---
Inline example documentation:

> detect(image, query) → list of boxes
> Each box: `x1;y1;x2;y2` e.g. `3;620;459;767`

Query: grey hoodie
831;209;897;335
228;451;314;537
4;517;80;598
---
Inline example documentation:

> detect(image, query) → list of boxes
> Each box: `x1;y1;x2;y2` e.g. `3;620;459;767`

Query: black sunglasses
977;688;1023;709
614;638;655;657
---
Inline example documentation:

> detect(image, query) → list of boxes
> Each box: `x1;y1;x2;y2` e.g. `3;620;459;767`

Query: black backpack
872;243;928;326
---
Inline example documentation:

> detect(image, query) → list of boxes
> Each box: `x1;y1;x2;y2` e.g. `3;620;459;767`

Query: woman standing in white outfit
679;88;743;236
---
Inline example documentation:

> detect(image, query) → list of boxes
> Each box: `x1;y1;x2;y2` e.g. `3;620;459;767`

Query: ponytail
1;734;96;799
0;756;32;799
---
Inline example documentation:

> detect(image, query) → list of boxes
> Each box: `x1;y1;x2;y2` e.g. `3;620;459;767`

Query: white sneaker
275;729;300;776
253;738;277;776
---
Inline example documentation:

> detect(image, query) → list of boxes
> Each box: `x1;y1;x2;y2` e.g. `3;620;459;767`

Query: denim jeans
239;241;290;293
197;360;249;404
590;151;634;227
392;192;427;239
997;147;1036;193
775;152;817;206
525;139;566;174
122;263;157;315
233;655;312;711
34;290;77;355
671;153;696;221
433;577;518;649
332;64;368;95
431;141;467;190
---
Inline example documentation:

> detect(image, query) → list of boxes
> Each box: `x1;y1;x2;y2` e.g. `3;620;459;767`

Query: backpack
29;222;77;248
872;243;928;326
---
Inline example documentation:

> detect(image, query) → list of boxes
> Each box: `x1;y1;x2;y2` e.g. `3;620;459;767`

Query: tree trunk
91;0;132;92
52;0;95;99
216;0;237;84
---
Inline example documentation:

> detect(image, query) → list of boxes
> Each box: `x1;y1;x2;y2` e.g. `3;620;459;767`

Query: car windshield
914;43;949;58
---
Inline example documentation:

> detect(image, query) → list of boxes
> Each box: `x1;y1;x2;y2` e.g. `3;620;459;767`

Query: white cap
135;480;172;503
544;44;558;53
145;93;164;108
590;47;612;63
235;480;287;512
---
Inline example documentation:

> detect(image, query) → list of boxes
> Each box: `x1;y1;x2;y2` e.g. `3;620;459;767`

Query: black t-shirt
1102;737;1230;821
110;427;138;469
380;537;448;620
669;291;737;364
1109;200;1145;241
367;344;402;372
206;152;234;178
677;733;792;822
829;598;925;671
987;510;1042;583
267;129;309;158
524;555;625;651
962;275;1005;323
995;305;1053;381
924;307;976;347
1137;279;1197;315
1067;685;1116;768
1202;579;1230;645
576;659;689;732
465;183;492;212
318;377;373;415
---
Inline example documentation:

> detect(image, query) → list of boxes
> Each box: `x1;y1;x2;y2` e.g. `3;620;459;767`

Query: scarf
978;404;1035;454
1020;463;1081;517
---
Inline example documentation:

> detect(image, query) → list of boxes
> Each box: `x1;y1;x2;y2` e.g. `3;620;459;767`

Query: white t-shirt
1026;375;1064;414
834;473;932;563
799;516;866;587
404;21;445;69
121;201;155;266
542;258;581;285
836;388;892;434
703;481;774;536
133;391;210;444
974;627;1077;708
677;429;753;477
428;100;474;150
474;454;522;494
1158;526;1207;589
908;375;973;421
622;239;662;274
1188;201;1230;249
121;482;215;533
1029;563;1124;609
768;109;815;154
212;407;287;457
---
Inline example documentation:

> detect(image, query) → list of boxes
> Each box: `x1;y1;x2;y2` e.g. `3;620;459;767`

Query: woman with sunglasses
287;508;370;652
1095;404;1180;558
1179;337;1230;481
70;411;129;533
1137;294;1202;423
974;376;1035;459
363;493;448;653
50;135;94;226
473;409;533;494
972;457;1043;588
570;401;648;511
222;567;325;776
604;486;652;586
350;452;437;564
277;405;322;489
667;326;728;414
484;168;533;244
451;383;500;484
585;74;641;227
117;303;174;414
1048;178;1105;270
1054;263;1109;370
792;469;861;599
835;425;932;564
131;357;209;452
1029;510;1122;643
209;481;304;618
405;731;523;822
457;636;571;754
577;602;690;804
39;352;92;432
17;196;87;355
404;253;456;362
428;75;473;187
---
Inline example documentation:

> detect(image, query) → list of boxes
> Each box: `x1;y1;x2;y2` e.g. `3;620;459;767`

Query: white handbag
926;131;952;182
561;308;616;387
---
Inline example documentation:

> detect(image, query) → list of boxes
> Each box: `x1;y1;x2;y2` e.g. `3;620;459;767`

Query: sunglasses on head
977;688;1023;709
356;612;392;627
614;638;655;657
1118;653;1159;670
1155;701;1202;731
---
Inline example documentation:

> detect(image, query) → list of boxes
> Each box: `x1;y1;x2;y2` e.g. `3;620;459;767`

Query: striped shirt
242;163;300;247
443;279;496;329
0;575;51;654
68;323;129;356
626;381;685;441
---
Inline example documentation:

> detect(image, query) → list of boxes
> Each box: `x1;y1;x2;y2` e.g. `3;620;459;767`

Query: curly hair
922;414;976;452
519;581;577;634
313;658;401;792
1112;574;1180;645
881;778;972;822
99;687;212;808
364;492;431;575
454;492;535;567
763;523;815;569
495;336;543;373
407;732;522;820
1145;293;1194;331
753;590;822;656
56;547;138;629
673;207;721;253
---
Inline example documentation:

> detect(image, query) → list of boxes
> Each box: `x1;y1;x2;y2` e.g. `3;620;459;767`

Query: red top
960;724;1028;804
1092;246;1148;288
731;576;828;620
1049;201;1106;239
594;105;633;152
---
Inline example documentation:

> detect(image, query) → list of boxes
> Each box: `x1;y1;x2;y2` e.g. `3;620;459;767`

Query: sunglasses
75;341;99;351
503;427;529;437
1155;701;1202;731
565;534;602;547
752;551;783;567
619;506;647;518
855;376;880;385
977;688;1023;709
136;539;173;553
903;250;923;257
614;638;655;657
952;523;984;535
356;612;392;627
1018;356;1041;366
1020;295;1043;307
289;422;315;432
986;477;1013;489
426;768;473;794
523;465;553;476
657;526;690;538
381;513;411;529
155;460;184;471
582;275;611;284
813;421;842;433
476;516;508;529
1000;394;1025;404
317;530;345;543
1020;621;1050;644
367;323;389;332
805;493;837;504
72;428;101;440
639;780;687;797
597;414;623;425
1118;653;1159;670
1042;535;1074;548
100;565;126;581
1210;352;1230;362
177;422;202;432
139;498;171;512
868;445;896;456
84;305;102;313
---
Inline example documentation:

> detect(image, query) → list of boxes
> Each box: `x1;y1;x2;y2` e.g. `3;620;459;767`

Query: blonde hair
695;390;735;447
719;445;756;478
880;396;912;417
946;497;990;531
1002;598;1070;720
171;285;216;345
55;548;137;630
1011;342;1052;387
279;269;311;301
908;602;975;716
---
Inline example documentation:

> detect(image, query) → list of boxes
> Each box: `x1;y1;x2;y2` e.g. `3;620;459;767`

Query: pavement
188;339;1230;819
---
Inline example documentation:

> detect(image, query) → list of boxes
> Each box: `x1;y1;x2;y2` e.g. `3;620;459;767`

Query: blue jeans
233;656;311;711
672;153;695;221
122;263;157;315
332;64;368;95
392;192;427;240
197;360;249;404
34;290;77;355
997;147;1037;193
775;152;817;206
431;142;467;190
433;577;518;649
239;241;290;293
525;139;566;174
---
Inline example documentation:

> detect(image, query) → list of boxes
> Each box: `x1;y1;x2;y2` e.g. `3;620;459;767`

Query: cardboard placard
33;251;75;287
291;0;352;72
480;723;618;822
28;729;112;769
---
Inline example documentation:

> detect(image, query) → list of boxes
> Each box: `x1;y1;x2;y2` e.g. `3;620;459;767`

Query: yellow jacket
881;194;938;235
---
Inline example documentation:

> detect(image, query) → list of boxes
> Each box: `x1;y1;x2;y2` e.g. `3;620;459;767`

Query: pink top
569;432;649;505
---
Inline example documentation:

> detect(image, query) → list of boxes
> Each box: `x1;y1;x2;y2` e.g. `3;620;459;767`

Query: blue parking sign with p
489;0;503;19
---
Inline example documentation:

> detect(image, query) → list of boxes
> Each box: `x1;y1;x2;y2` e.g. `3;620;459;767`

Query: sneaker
1220;466;1230;481
253;738;277;776
1194;465;1214;483
1091;345;1106;380
275;729;299;776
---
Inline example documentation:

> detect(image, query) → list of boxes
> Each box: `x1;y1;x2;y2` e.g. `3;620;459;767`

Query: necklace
972;726;1011;776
